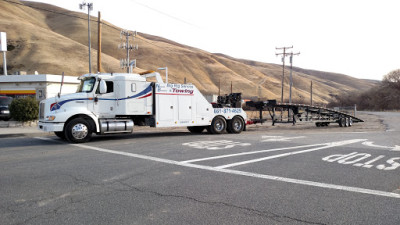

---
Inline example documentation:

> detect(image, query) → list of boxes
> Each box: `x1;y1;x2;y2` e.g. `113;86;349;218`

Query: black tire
348;118;353;127
206;126;213;134
316;122;321;127
54;131;66;140
209;116;227;134
64;118;93;143
227;116;244;134
187;126;205;134
344;117;349;127
338;117;345;127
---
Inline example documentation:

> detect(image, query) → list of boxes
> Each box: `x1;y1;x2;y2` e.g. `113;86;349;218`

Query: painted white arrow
362;141;400;151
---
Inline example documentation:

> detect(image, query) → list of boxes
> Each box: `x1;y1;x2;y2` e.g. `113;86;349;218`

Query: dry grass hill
0;0;377;104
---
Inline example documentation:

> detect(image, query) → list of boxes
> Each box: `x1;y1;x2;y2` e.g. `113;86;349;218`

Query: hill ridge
0;0;377;104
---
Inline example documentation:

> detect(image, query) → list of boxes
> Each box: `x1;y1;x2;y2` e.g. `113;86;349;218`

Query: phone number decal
214;108;242;114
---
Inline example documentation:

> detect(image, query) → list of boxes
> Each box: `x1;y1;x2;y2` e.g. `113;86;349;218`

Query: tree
9;97;39;122
383;69;400;90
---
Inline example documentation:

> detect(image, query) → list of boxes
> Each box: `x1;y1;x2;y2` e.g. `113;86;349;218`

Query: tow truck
38;71;247;143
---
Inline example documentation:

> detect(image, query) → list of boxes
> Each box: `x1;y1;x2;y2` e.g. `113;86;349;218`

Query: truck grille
39;102;45;120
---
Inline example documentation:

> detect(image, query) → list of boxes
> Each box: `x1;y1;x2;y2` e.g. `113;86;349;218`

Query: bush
9;97;39;122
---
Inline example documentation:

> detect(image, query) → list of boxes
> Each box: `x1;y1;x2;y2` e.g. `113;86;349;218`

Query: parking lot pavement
1;112;399;225
0;120;46;138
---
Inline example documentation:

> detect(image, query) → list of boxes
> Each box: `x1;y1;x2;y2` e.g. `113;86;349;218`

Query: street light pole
289;52;300;104
79;2;93;74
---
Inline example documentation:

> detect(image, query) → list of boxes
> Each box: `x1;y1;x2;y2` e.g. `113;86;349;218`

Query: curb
0;120;38;128
0;131;50;139
0;120;45;138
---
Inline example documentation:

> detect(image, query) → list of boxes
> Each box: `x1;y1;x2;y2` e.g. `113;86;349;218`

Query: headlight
46;116;56;121
0;110;9;114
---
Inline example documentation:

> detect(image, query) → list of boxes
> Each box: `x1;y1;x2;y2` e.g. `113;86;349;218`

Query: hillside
0;0;377;104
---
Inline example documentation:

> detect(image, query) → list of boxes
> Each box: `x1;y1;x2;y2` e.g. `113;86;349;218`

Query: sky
25;0;400;81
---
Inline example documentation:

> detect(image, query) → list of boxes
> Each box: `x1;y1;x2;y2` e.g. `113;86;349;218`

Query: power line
129;0;201;29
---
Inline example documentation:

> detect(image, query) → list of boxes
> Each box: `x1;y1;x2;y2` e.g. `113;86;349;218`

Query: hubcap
71;123;88;140
233;120;242;131
215;121;224;131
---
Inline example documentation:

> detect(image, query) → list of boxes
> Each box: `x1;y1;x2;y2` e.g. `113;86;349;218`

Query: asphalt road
1;112;399;224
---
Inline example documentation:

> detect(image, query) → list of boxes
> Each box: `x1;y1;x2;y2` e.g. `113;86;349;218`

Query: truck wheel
64;118;92;143
227;116;244;134
187;126;205;134
209;116;227;134
54;131;66;140
344;117;349;127
348;118;353;127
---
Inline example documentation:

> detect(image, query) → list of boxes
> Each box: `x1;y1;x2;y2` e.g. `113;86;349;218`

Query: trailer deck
246;100;364;127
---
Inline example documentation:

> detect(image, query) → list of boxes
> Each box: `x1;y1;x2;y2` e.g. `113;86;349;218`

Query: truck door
94;80;117;118
178;95;192;121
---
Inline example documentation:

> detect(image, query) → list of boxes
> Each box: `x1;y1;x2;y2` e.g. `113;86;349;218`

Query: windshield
77;77;96;93
0;97;12;106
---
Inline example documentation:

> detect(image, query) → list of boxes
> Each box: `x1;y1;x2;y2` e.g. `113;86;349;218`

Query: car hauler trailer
38;71;247;143
246;100;363;127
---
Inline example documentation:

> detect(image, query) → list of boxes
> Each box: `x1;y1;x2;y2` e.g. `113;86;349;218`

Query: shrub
9;97;39;122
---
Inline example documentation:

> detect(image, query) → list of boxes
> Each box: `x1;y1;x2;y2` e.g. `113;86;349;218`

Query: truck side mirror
99;80;107;94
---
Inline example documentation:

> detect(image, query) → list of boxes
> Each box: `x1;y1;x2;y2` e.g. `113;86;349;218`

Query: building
0;74;80;100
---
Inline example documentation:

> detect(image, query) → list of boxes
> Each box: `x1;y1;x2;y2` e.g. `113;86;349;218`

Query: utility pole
218;78;221;96
119;30;138;73
275;46;292;103
97;11;102;73
310;80;313;106
79;1;93;74
289;52;300;104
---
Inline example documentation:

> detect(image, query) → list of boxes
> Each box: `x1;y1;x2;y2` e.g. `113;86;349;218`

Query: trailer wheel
54;131;66;140
227;116;245;134
209;116;227;134
316;122;321;127
344;117;349;127
339;117;345;127
187;126;205;134
64;118;92;143
348;118;353;127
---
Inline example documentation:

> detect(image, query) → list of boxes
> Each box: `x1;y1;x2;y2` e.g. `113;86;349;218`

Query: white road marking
181;143;329;163
35;137;400;199
37;192;72;207
216;139;367;169
261;136;305;142
182;140;251;150
362;141;400;151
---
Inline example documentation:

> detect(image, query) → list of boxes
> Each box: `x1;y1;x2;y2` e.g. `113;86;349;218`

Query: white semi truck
38;71;247;143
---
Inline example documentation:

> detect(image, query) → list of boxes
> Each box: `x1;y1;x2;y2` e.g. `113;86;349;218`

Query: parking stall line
33;137;400;199
181;143;328;163
216;139;366;169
